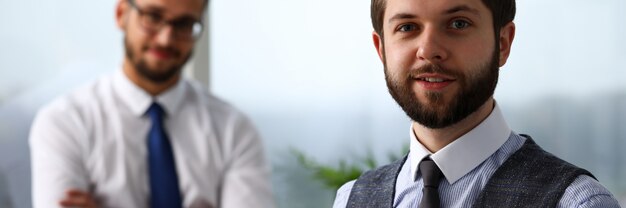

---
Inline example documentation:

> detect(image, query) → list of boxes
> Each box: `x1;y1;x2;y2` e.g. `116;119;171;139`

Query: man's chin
144;62;184;73
415;93;449;107
134;61;183;83
141;71;181;83
407;100;456;129
149;67;177;74
144;59;180;69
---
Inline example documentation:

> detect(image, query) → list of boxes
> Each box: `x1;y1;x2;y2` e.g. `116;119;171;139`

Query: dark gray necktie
419;158;443;208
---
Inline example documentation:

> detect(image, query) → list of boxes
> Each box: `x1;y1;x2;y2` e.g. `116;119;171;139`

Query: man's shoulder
36;74;114;121
489;136;595;188
558;175;621;208
512;136;591;175
475;136;607;207
30;74;114;143
519;138;620;207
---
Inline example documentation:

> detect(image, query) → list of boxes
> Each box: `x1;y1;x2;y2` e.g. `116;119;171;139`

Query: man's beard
124;37;192;83
384;50;499;129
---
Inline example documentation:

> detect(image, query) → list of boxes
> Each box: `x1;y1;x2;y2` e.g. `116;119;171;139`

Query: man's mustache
143;45;181;57
408;64;461;79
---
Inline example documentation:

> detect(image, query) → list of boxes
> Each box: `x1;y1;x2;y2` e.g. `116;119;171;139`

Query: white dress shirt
30;70;275;208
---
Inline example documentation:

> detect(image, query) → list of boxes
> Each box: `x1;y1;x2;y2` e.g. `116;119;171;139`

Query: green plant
292;143;408;190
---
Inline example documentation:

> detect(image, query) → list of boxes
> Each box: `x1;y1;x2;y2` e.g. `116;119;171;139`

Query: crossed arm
58;189;97;208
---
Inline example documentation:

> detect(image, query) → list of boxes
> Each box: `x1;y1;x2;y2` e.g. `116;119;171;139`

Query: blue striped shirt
333;106;620;207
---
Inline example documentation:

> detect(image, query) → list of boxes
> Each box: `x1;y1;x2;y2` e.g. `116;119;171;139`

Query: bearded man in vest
332;0;620;207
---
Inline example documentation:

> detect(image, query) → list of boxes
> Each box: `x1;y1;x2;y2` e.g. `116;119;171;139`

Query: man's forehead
384;0;488;20
134;0;205;18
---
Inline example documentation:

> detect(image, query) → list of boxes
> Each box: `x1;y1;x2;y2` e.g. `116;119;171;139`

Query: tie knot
419;158;443;188
147;102;165;120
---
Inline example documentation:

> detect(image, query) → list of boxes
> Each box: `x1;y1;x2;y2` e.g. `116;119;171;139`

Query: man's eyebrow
444;5;481;17
388;13;417;24
141;4;165;13
387;5;480;24
142;5;201;21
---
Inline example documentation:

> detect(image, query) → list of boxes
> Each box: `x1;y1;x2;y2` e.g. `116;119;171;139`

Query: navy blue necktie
147;103;183;208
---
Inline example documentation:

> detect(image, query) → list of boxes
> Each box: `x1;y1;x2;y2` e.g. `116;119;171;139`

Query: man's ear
498;22;515;67
373;31;384;62
115;0;129;30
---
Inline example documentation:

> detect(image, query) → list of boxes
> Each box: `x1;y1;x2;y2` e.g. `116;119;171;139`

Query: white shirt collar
113;69;187;117
409;103;511;184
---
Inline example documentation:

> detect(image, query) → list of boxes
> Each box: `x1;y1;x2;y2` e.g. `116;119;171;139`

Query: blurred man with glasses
29;0;275;207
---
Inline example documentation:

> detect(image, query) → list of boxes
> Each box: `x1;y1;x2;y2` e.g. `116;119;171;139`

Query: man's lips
414;73;455;81
148;49;175;59
413;73;456;90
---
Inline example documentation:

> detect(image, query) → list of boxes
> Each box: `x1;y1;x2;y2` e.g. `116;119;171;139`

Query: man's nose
154;25;175;45
416;27;448;63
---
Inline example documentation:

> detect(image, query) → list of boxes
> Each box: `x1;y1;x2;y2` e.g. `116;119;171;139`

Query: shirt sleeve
29;102;90;208
557;175;621;208
219;113;276;208
332;180;356;208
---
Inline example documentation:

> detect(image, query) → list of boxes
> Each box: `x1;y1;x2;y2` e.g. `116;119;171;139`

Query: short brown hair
371;0;516;37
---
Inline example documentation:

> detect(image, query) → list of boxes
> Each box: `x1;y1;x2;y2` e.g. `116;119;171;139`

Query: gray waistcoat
345;136;595;208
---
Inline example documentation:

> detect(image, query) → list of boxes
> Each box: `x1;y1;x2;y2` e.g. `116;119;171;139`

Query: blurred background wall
0;0;625;207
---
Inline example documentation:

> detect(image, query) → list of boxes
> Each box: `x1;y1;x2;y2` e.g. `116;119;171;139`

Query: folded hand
59;189;98;208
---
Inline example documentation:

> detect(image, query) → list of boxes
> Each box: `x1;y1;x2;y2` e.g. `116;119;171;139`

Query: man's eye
397;24;417;32
449;20;471;29
173;20;195;30
145;13;163;24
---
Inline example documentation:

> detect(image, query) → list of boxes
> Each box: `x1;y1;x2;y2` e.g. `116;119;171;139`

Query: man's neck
122;60;180;97
413;98;495;153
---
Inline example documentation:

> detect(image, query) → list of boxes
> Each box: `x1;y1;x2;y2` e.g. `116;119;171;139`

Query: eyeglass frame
126;0;204;40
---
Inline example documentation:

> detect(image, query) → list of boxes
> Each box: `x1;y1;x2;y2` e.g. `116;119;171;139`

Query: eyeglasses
127;0;203;40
